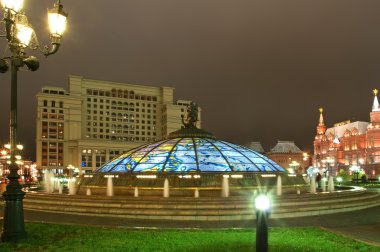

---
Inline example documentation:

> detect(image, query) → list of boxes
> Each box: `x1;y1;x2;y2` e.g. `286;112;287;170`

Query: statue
182;102;198;128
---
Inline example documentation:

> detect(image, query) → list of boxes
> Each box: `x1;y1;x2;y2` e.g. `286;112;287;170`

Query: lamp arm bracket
42;42;60;57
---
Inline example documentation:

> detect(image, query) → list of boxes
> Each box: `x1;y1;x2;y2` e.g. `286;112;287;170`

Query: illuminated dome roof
96;136;286;173
96;102;286;174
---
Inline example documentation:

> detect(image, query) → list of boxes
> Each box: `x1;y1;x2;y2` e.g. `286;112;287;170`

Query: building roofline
68;75;175;90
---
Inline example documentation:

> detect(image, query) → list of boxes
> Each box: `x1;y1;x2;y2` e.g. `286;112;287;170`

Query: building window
81;150;92;167
96;150;106;167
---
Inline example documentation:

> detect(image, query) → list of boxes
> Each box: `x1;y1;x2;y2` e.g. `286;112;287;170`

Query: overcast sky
1;1;380;160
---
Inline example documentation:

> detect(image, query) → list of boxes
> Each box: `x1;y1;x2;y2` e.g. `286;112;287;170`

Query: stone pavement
9;204;378;247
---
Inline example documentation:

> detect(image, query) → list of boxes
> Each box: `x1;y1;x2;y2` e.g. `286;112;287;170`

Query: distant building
244;141;265;154
313;90;380;177
36;76;201;174
266;141;309;173
244;141;310;173
0;146;37;182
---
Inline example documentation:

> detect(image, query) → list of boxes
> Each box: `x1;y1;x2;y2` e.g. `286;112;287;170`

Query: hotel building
36;76;201;174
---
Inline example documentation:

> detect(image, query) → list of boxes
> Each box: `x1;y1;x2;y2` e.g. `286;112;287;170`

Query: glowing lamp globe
255;195;271;211
0;0;23;13
16;23;33;47
48;2;68;39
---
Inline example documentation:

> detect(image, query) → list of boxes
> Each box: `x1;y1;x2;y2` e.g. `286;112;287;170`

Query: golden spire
374;89;378;96
319;107;323;114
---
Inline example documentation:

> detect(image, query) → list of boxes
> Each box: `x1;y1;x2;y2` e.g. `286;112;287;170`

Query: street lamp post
255;194;271;252
0;0;67;242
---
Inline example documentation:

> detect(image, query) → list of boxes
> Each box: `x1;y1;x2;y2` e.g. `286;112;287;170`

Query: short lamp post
255;194;271;252
0;0;68;242
288;161;300;174
67;164;74;178
321;157;334;178
349;165;360;184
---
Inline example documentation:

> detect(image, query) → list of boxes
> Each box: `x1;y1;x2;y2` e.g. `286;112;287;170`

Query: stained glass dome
96;137;286;173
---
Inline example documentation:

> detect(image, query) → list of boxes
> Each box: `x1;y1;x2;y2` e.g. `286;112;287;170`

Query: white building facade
36;76;201;174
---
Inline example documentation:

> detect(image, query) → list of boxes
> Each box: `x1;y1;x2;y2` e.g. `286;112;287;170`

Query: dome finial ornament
374;89;378;96
319;107;323;114
182;102;199;128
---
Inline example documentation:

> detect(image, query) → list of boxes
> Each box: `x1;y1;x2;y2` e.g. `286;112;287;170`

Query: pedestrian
316;173;322;188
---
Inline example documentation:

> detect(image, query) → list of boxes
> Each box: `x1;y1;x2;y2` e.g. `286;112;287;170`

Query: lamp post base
1;183;27;242
256;211;269;252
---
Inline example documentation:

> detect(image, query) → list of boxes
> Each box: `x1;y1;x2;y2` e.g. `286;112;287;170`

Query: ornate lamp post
0;0;68;242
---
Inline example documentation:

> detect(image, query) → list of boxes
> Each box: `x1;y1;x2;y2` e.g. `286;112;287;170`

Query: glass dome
96;137;286;173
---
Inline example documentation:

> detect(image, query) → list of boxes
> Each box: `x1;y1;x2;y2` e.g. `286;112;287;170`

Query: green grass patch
0;222;378;252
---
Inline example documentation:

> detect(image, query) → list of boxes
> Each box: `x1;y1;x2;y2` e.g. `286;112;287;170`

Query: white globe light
255;195;271;211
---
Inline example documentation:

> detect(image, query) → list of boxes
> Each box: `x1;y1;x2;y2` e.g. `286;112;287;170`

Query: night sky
1;1;380;161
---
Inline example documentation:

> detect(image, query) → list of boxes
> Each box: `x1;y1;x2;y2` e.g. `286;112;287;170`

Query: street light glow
255;195;271;211
0;0;23;13
48;2;68;38
16;23;33;47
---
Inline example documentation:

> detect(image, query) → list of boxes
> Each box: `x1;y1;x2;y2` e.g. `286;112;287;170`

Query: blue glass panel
197;149;220;156
255;163;277;172
219;150;244;157
225;155;251;164
118;156;133;165
171;151;195;157
195;142;219;152
111;164;128;172
139;155;167;164
173;139;195;151
212;142;235;151
133;163;164;172
166;153;197;165
97;164;113;172
231;163;260;172
164;163;197;172
125;160;139;171
241;151;261;158
198;162;230;172
145;149;171;156
197;154;226;163
245;157;267;164
130;152;150;158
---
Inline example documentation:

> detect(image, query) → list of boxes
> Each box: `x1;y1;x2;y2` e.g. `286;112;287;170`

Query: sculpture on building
182;102;198;128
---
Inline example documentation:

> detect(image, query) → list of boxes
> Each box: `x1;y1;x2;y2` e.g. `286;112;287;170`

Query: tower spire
319;107;324;126
372;89;379;112
317;107;326;135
